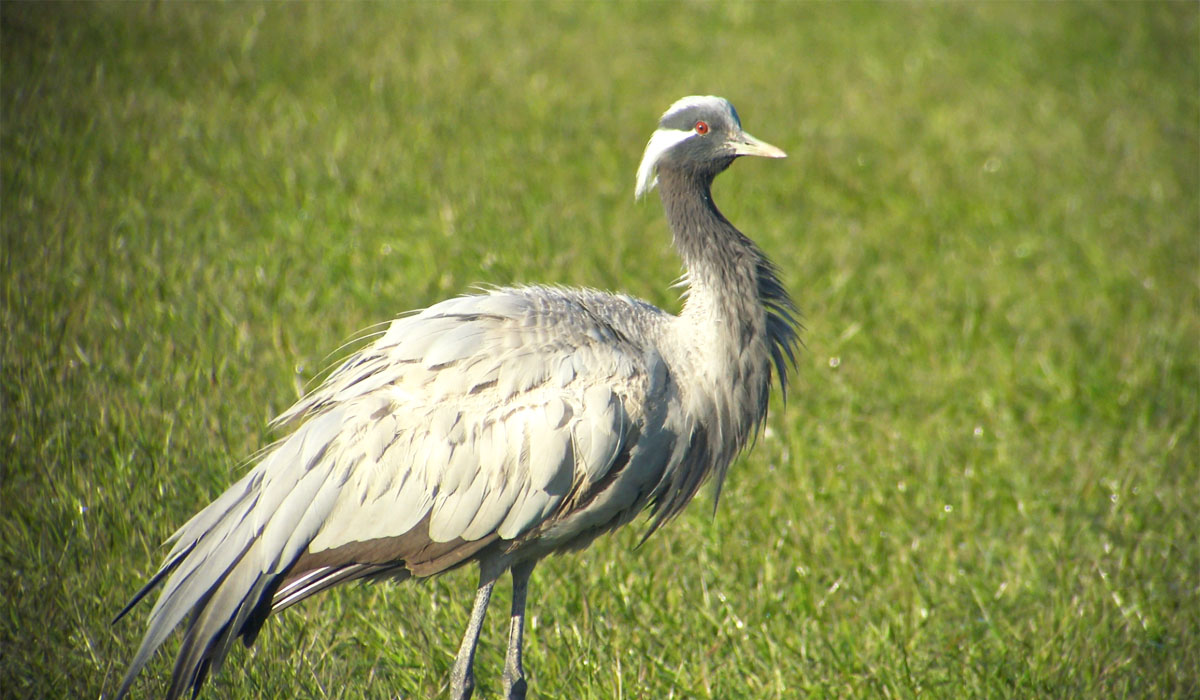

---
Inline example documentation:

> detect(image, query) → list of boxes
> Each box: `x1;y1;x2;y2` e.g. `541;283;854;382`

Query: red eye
694;121;710;135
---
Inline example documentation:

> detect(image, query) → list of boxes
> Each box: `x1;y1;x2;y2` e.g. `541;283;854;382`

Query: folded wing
114;287;671;699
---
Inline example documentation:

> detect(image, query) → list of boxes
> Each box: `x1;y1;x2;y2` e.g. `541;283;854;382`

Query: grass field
2;3;1197;698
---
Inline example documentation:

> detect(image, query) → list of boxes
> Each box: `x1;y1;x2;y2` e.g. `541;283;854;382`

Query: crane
114;95;799;700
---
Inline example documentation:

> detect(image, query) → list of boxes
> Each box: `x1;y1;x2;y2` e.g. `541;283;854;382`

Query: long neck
657;167;763;339
656;168;798;397
648;164;800;519
659;163;799;423
653;164;797;512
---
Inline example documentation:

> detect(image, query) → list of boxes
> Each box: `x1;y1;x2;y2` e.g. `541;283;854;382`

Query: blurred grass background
2;2;1196;698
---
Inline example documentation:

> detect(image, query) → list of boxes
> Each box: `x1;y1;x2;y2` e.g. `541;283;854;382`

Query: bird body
116;95;798;700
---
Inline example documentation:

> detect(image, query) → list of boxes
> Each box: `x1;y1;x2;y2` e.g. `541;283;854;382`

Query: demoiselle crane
115;95;799;700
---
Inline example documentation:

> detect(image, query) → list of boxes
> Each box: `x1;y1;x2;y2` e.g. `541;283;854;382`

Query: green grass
2;2;1197;698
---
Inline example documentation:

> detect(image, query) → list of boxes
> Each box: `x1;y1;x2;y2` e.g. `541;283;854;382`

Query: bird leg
450;566;499;700
502;560;536;700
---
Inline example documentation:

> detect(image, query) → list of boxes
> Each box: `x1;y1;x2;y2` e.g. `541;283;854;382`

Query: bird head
635;95;786;200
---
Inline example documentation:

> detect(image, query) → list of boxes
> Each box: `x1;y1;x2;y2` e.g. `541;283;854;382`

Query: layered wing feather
115;287;675;699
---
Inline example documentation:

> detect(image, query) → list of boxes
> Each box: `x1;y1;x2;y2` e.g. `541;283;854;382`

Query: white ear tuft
634;128;694;200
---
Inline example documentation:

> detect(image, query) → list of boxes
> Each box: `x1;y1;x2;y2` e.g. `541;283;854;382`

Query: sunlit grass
2;3;1196;698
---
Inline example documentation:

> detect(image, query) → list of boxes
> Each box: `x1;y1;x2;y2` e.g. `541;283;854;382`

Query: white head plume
635;127;695;199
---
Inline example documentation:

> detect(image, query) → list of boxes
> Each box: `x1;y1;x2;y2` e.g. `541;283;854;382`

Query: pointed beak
729;131;787;159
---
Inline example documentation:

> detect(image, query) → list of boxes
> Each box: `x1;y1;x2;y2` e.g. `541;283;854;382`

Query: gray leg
502;560;536;700
450;567;499;700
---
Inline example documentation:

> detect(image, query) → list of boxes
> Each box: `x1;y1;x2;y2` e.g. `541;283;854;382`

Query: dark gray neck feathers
656;166;800;401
